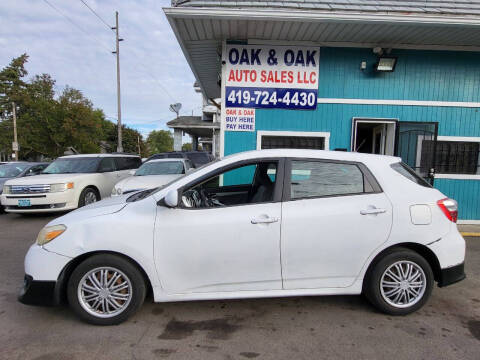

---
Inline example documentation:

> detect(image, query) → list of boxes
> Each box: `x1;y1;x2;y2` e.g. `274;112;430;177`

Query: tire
78;187;99;208
67;254;146;325
364;248;434;316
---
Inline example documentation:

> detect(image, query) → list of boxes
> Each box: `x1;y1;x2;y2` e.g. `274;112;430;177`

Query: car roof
145;158;186;163
222;149;400;164
60;154;139;159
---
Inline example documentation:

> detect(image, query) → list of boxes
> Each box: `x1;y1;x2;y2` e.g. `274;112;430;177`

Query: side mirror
164;190;178;208
129;170;136;175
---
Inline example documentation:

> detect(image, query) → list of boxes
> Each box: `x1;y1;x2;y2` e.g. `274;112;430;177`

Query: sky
0;0;202;139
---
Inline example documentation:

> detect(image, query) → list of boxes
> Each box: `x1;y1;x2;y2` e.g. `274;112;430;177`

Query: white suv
1;154;141;213
18;149;465;325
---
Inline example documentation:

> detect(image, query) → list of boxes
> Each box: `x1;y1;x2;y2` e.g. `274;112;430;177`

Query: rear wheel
364;248;434;315
67;254;146;325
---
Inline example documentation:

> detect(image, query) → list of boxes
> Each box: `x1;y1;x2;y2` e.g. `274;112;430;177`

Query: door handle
251;216;279;224
360;208;386;215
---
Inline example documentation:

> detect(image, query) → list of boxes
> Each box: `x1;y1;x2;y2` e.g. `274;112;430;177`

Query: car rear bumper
438;262;466;287
18;275;59;306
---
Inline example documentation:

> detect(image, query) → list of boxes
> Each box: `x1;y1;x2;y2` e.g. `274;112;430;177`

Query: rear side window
98;158;116;172
290;160;374;199
115;157;141;170
391;162;432;188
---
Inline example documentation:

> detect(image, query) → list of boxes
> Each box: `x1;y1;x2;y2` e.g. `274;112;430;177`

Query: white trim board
458;220;480;225
318;98;480;108
256;131;330;150
437;136;480;142
435;174;480;180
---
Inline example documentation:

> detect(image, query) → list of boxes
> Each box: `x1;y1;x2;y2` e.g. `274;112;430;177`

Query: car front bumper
18;275;58;306
438;262;466;287
1;190;78;213
18;245;72;306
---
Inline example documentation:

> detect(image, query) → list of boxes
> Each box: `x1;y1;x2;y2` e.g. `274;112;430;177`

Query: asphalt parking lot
0;213;479;360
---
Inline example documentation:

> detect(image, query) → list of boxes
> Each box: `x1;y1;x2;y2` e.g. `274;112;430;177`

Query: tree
102;120;147;156
181;142;192;151
146;130;173;155
0;54;147;160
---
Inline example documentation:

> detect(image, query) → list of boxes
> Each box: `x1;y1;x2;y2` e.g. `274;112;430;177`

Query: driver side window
181;161;278;209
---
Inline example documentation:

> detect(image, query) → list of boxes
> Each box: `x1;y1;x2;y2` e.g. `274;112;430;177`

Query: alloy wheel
77;267;133;318
380;261;427;308
84;191;97;205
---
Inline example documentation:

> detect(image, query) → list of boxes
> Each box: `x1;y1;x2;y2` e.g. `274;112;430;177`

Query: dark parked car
146;151;214;168
0;162;49;213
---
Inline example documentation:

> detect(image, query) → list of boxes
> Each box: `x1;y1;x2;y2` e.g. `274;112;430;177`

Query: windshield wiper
126;188;156;202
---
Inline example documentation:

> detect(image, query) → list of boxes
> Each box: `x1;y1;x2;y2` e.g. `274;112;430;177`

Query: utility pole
137;135;141;157
112;11;123;153
12;102;18;161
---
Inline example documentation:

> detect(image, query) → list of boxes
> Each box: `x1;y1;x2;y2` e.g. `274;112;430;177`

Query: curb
460;232;480;237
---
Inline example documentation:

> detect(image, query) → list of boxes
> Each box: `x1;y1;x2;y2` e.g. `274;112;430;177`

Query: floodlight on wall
375;57;397;72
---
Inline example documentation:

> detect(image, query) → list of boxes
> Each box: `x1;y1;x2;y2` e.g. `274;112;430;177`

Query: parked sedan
111;158;193;196
146;151;214;168
19;149;465;325
1;154;141;213
0;162;49;212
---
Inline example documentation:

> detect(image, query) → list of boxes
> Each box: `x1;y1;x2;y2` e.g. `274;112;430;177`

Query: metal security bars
423;141;479;175
261;136;325;150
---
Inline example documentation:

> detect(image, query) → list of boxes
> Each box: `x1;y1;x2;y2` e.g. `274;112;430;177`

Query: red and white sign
225;108;255;132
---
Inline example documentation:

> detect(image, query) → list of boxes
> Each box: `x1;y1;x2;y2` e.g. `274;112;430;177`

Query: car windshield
42;158;100;174
0;163;29;178
135;161;185;176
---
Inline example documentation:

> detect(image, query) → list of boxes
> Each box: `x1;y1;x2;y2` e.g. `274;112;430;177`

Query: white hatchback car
19;149;465;325
1;154;141;213
111;158;194;196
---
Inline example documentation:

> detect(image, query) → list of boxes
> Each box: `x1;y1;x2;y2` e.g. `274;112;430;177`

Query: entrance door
352;119;396;156
395;122;438;184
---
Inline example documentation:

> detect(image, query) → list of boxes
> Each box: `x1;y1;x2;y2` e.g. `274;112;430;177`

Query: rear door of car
114;157;141;180
280;158;393;289
97;157;118;197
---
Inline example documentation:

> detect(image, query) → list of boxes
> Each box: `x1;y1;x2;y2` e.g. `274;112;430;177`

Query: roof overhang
165;7;480;99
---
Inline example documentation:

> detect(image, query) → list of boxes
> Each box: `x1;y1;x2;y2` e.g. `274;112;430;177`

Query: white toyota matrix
18;150;465;325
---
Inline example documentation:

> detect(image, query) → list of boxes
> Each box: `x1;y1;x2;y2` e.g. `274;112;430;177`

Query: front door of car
281;159;393;289
154;159;284;294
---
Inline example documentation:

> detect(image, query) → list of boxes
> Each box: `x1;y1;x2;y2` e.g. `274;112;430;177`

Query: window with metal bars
421;140;480;174
261;136;325;150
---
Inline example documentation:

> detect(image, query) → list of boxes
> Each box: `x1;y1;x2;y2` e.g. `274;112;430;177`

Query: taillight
437;198;458;223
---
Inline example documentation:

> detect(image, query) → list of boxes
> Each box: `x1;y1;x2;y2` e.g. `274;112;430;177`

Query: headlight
2;185;10;194
112;187;122;196
36;224;67;245
50;183;74;193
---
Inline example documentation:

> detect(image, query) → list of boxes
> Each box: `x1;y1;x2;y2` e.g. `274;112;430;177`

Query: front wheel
364;248;434;315
78;187;99;208
67;254;146;325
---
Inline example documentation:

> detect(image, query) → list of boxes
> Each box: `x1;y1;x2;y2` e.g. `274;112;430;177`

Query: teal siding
435;179;480;220
318;48;480;102
224;47;480;219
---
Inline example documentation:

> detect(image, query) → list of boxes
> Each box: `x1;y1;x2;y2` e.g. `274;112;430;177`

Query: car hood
53;194;131;222
116;174;182;191
4;173;90;185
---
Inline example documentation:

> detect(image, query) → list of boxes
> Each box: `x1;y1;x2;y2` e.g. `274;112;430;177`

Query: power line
78;0;114;32
42;0;113;55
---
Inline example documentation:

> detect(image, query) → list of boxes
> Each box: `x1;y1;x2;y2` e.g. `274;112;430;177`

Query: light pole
112;11;124;152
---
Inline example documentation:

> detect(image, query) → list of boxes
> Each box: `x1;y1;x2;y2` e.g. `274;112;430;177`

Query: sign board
12;141;18;151
225;108;255;132
225;45;319;110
